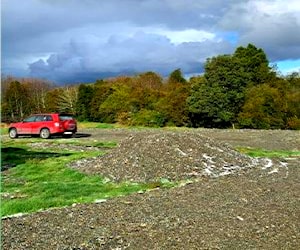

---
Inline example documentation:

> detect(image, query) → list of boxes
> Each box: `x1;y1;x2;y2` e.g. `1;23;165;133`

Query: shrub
130;109;166;127
287;117;300;130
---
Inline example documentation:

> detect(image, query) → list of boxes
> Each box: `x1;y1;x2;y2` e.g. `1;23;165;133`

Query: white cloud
149;28;216;44
219;0;300;61
255;0;300;15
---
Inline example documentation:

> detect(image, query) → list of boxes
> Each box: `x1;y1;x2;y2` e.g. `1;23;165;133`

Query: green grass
237;147;300;158
1;139;169;217
78;121;167;130
78;122;117;129
0;127;8;134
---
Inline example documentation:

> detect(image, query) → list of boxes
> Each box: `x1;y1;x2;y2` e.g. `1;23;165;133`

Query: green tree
158;82;190;126
1;76;54;121
168;68;186;84
90;80;113;122
45;88;61;112
188;80;232;127
285;72;300;129
2;81;31;120
233;43;275;85
155;69;190;126
75;84;94;121
97;73;165;125
238;84;286;129
99;83;133;123
187;44;274;128
131;72;163;111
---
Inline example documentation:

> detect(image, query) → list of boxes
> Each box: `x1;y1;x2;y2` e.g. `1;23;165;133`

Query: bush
130;109;166;127
287;117;300;130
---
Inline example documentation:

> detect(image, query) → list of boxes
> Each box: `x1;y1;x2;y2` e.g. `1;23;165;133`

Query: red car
8;113;77;139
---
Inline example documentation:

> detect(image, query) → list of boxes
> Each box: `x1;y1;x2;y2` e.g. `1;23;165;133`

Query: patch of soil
29;142;103;152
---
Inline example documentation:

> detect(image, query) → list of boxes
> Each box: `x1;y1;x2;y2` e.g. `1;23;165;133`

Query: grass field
237;146;300;158
1;137;173;217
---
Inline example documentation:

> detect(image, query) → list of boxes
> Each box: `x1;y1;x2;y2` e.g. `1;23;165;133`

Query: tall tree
99;83;133;123
168;68;186;84
158;82;191;126
238;83;286;129
75;84;94;121
131;72;163;111
25;78;53;113
45;88;61;112
284;73;300;129
58;86;78;114
187;44;274;128
2;81;31;120
155;69;190;126
90;80;113;121
233;43;275;85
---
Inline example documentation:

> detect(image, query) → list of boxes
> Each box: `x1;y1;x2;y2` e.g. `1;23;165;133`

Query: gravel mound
70;131;287;182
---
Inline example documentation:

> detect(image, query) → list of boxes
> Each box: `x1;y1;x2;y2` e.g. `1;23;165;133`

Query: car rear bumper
63;131;74;135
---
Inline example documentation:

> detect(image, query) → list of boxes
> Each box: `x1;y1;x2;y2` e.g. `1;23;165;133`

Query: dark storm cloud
2;0;300;83
28;32;232;83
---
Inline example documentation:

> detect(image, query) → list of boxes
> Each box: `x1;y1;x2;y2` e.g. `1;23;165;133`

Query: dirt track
2;128;300;249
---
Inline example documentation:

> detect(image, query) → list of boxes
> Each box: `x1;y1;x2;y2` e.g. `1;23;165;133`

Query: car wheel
40;128;51;139
9;128;18;139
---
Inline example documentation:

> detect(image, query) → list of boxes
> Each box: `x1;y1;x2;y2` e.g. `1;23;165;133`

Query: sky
2;0;300;84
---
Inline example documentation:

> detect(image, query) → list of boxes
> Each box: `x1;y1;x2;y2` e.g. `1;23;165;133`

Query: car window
45;115;53;121
59;115;74;121
35;115;44;122
23;116;36;122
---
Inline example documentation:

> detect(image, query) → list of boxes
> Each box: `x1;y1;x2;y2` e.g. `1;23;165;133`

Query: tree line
1;44;300;129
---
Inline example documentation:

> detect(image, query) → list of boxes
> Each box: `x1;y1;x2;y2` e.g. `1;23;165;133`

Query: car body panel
8;113;77;138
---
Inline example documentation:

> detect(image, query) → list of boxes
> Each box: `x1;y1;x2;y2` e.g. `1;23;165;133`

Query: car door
31;115;44;134
20;115;37;134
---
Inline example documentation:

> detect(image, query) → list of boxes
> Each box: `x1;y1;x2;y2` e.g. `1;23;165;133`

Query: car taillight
54;122;60;127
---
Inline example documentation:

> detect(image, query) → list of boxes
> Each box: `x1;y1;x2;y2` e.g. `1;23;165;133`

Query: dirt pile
70;131;288;182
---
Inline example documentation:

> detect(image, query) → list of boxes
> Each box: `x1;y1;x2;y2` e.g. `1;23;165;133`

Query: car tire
40;128;51;139
9;128;18;139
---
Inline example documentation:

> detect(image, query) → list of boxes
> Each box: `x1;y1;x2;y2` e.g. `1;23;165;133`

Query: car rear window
59;115;74;121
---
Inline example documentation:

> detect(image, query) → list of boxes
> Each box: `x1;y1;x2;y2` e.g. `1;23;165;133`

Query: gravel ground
2;128;300;249
69;131;289;182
